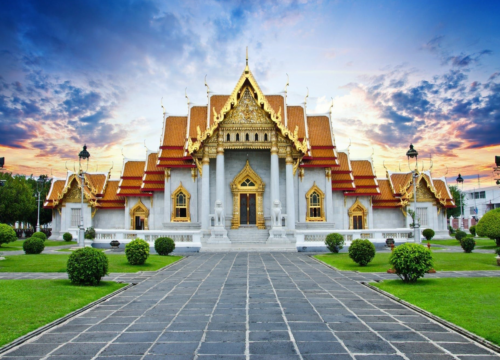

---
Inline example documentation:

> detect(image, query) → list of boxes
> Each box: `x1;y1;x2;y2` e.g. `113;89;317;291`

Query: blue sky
1;0;499;188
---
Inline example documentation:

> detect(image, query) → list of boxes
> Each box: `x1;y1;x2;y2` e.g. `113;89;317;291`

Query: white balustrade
297;228;413;247
93;229;202;248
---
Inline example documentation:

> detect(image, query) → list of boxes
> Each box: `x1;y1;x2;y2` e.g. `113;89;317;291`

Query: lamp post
406;144;421;244
78;145;90;247
456;173;464;230
35;177;46;232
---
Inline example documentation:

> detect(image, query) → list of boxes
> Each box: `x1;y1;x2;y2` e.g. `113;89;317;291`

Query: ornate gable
224;88;271;125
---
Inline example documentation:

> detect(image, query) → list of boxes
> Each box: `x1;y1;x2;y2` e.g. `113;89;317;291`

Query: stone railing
296;228;414;246
93;229;202;248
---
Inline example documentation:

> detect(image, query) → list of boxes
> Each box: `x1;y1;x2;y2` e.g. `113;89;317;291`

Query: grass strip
429;238;498;249
0;240;77;252
0;254;182;273
373;278;500;346
315;252;499;272
0;279;125;347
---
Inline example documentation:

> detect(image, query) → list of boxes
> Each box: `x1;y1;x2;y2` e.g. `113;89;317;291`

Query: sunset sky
1;0;499;189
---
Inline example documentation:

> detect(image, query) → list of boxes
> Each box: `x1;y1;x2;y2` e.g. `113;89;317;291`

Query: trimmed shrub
476;208;500;246
63;232;73;242
422;228;435;241
495;248;500;257
84;227;96;240
67;248;109;285
125;238;150;265
325;233;345;253
0;224;17;247
469;225;476;237
348;239;376;266
461;237;475;253
389;243;433;283
23;237;45;254
154;237;175;256
31;231;47;241
455;230;467;242
448;225;455;235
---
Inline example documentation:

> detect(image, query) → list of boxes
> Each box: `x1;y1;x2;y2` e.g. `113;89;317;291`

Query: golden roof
389;173;413;195
373;179;399;203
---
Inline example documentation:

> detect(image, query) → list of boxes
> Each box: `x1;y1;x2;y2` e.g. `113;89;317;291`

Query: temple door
240;193;256;225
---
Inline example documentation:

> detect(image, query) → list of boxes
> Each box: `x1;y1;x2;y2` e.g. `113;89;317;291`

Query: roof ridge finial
304;87;309;106
185;88;190;108
330;98;334;116
204;75;210;94
444;165;448;177
347;138;351;155
284;73;289;93
161;97;166;116
246;46;248;66
399;161;402;172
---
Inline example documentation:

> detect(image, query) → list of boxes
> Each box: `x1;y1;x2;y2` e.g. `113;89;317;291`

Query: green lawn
0;254;182;273
0;279;125;347
374;278;500;345
315;252;500;272
429;238;498;249
0;240;77;252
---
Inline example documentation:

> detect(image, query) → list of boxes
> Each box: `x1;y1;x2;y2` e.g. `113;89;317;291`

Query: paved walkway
1;253;499;359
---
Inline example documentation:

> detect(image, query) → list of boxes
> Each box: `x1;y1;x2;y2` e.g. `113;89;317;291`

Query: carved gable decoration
64;181;82;203
416;178;436;203
224;88;270;125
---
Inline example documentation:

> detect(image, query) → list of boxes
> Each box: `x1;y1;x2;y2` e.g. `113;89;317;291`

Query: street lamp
406;144;421;244
456;173;464;230
78;145;90;247
35;177;46;232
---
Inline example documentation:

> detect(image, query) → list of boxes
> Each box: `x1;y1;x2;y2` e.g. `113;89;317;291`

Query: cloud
445;50;492;67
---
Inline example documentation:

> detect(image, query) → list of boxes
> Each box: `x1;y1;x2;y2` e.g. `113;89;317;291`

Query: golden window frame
306;182;325;222
171;182;191;222
348;197;368;229
129;198;149;230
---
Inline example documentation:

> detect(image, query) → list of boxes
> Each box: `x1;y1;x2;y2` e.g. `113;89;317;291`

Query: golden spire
245;46;249;73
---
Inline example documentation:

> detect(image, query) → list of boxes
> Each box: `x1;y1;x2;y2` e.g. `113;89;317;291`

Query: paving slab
0;253;499;359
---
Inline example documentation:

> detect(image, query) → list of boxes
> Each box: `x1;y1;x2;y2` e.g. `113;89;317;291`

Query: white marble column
216;134;225;221
270;133;279;205
201;148;210;230
164;169;171;224
325;167;334;223
285;147;295;230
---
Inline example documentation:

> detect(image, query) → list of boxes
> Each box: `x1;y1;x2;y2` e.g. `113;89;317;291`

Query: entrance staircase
227;227;268;243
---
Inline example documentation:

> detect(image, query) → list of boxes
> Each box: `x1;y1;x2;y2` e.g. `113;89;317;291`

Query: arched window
264;133;268;141
172;182;191;222
236;133;240;141
226;133;230;142
348;198;368;230
245;133;249;141
305;183;325;222
255;133;259;141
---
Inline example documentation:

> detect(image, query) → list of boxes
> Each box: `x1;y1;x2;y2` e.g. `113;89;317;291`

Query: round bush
422;228;435;241
63;232;73;242
125;238;150;265
455;230;467;242
469;225;476;237
325;233;345;253
84;227;96;240
23;237;45;254
67;248;109;285
476;208;500;246
461;237;475;253
155;237;175;256
348;239;376;266
389;243;433;283
31;231;47;241
0;224;17;247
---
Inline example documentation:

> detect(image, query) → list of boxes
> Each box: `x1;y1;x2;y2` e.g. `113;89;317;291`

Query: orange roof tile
351;160;375;178
141;183;165;191
161;116;188;148
332;152;351;173
332;173;353;182
390;173;413;194
373;180;398;202
287;106;306;139
100;181;124;202
354;178;378;187
159;149;184;159
433;179;453;201
302;159;338;167
46;180;65;201
189;106;207;139
332;182;355;191
85;174;107;195
157;160;194;168
117;187;151;196
307;116;333;147
120;179;143;188
145;153;162;173
209;95;229;126
372;201;401;208
266;95;285;125
122;161;145;178
345;187;380;195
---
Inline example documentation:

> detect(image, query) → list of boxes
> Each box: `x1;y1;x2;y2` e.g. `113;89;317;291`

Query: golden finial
383;160;388;172
144;140;149;152
109;161;114;174
246;46;248;66
204;75;210;94
284;73;289;93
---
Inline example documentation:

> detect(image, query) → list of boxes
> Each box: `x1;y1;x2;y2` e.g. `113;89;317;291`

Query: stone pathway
1;253;499;359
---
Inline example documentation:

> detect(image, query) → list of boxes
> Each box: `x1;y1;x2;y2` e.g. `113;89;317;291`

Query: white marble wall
60;203;92;239
373;208;406;229
94;209;125;229
297;168;327;224
170;168;199;224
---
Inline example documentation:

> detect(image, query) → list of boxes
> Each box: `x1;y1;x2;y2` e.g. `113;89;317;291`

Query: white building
463;185;500;218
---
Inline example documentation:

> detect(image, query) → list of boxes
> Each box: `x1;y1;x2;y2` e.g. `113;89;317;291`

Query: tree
0;173;36;225
447;185;466;218
476;208;500;246
25;175;52;228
